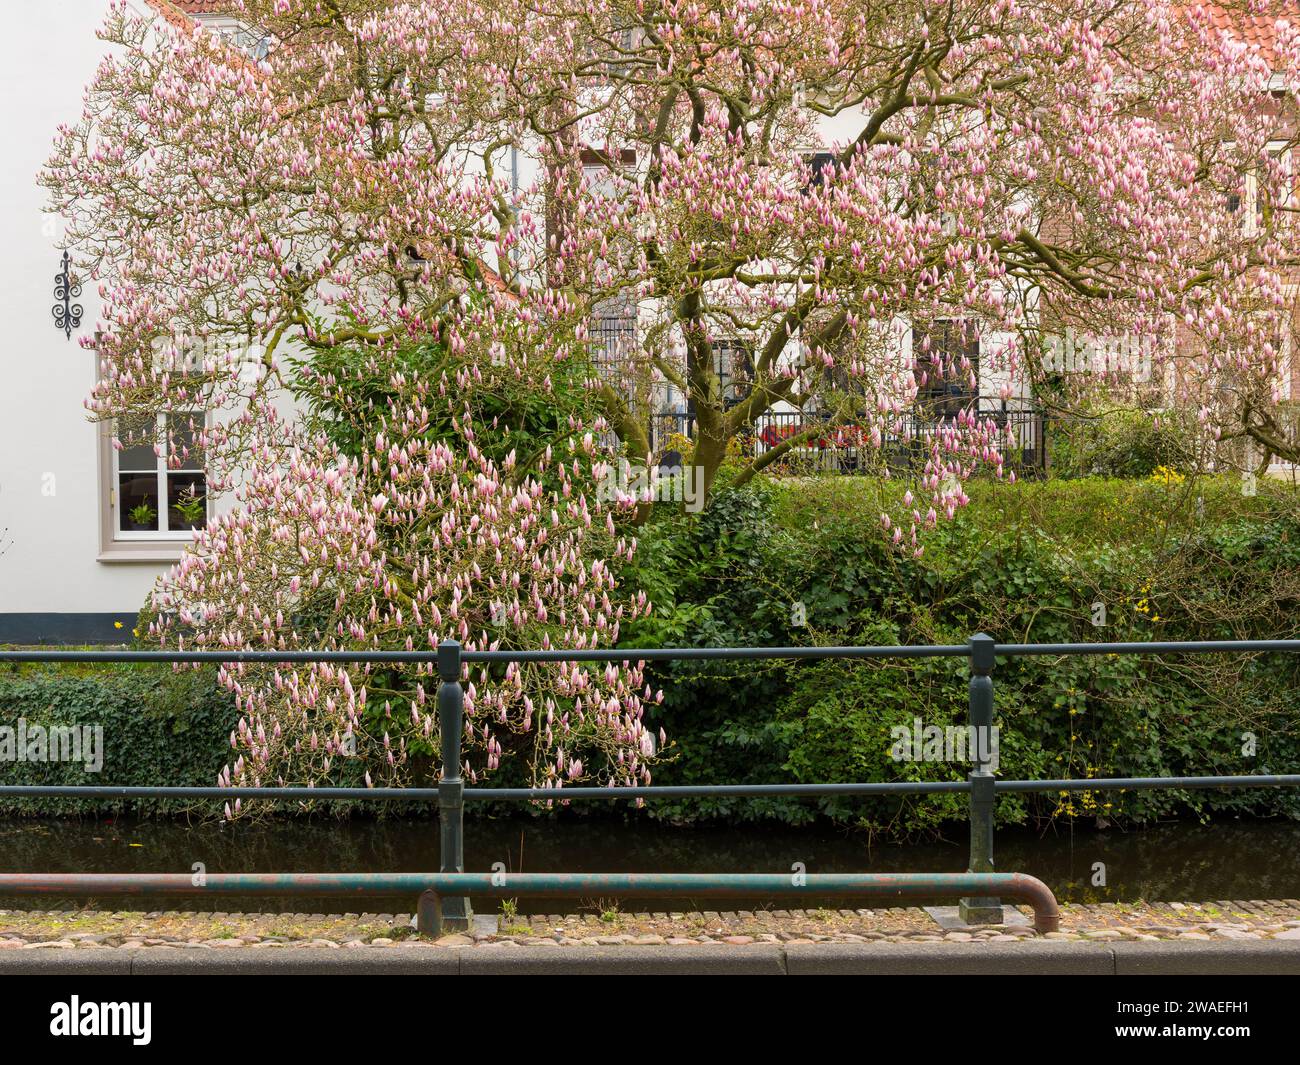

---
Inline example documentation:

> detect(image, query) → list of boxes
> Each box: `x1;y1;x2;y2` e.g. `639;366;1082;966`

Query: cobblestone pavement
2;898;1300;949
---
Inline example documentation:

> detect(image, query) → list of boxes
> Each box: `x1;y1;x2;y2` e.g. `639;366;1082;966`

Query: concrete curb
1109;940;1300;975
3;940;1300;974
783;941;1117;975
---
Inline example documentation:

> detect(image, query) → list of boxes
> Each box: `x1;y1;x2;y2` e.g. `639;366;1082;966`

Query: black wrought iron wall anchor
53;250;83;340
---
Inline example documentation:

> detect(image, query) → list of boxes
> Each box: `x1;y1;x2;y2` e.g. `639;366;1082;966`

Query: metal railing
751;406;1046;476
646;407;1046;474
2;635;1300;934
650;410;696;456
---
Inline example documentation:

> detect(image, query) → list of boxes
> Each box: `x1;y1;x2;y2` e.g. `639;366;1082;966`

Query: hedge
619;474;1300;835
4;472;1298;835
0;664;235;816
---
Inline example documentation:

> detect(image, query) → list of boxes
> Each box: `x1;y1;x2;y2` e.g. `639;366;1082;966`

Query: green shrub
0;664;236;816
7;472;1297;836
620;475;1300;834
1048;409;1199;479
0;663;451;819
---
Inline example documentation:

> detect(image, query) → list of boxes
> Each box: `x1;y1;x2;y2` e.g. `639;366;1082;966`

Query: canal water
1;815;1296;914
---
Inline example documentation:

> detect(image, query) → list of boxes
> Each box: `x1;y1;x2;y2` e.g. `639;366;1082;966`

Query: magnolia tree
43;0;676;798
529;0;1300;491
40;0;1300;789
47;1;1300;524
147;370;662;801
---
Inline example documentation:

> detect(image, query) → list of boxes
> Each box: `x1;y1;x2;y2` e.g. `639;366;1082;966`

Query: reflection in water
0;815;1296;914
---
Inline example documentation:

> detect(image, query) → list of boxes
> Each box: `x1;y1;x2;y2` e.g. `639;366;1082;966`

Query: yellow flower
113;621;123;629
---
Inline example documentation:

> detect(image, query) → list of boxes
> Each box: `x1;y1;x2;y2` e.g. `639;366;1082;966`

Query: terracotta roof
142;0;201;33
1199;3;1300;68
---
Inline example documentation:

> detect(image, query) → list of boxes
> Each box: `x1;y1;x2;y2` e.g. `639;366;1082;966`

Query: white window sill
98;542;190;564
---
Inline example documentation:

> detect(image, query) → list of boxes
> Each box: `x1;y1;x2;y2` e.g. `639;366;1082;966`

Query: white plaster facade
0;1;179;641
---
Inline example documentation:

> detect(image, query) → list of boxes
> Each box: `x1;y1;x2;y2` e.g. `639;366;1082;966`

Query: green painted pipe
0;871;1060;933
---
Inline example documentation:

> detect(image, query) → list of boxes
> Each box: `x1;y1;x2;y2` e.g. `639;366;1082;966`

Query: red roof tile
1199;3;1300;67
142;0;200;34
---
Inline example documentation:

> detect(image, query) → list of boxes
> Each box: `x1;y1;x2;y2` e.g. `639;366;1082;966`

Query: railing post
960;632;1002;924
418;639;472;935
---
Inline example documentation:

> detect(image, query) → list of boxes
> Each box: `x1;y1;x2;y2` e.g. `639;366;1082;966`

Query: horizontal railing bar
2;639;1298;667
0;646;969;664
996;774;1300;792
464;782;970;799
0;650;443;664
995;640;1300;656
461;646;971;663
3;775;1299;802
0;871;1060;932
470;775;1300;799
0;786;442;801
3;784;956;801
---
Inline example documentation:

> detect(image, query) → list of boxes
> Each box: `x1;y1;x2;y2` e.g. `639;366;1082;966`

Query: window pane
166;412;203;470
913;321;978;419
116;415;158;472
710;340;753;405
167;472;208;531
118;473;160;532
805;152;835;189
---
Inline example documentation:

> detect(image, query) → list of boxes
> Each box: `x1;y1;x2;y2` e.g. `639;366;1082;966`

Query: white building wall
0;1;172;640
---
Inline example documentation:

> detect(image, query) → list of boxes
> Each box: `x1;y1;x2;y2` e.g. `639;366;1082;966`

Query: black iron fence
748;406;1046;476
1;636;1298;933
650;410;695;459
647;406;1046;475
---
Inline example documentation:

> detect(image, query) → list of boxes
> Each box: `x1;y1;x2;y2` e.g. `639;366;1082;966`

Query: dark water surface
1;815;1297;914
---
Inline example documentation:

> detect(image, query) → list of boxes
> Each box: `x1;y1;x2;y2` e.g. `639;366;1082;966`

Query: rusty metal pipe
0;871;1061;934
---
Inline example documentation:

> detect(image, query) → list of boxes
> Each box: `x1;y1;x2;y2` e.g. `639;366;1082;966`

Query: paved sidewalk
3;940;1300;974
5;899;1300;973
3;897;1300;951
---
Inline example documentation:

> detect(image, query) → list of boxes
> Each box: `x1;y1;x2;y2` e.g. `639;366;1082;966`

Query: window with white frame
112;412;208;539
193;16;272;61
1240;141;1293;237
